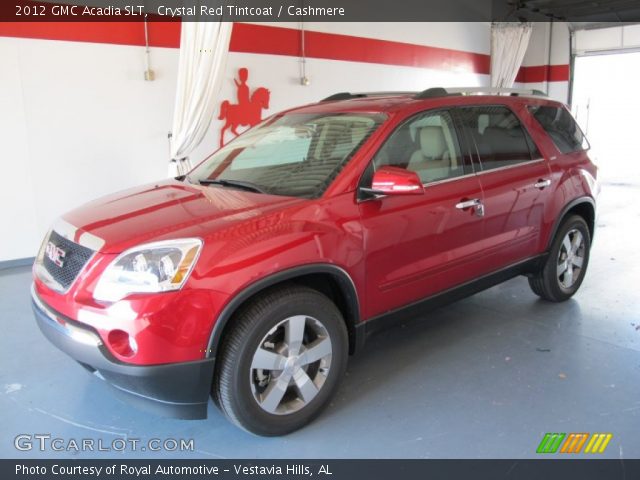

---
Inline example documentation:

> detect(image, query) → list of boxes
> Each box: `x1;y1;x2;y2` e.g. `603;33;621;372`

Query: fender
205;263;362;358
547;196;596;249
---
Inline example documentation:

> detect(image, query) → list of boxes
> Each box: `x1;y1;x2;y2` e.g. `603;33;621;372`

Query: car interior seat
407;126;452;181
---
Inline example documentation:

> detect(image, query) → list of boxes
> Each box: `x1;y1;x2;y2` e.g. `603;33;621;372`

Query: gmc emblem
45;242;66;268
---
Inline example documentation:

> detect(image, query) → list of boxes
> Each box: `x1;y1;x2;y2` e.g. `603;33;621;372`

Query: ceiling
496;0;640;28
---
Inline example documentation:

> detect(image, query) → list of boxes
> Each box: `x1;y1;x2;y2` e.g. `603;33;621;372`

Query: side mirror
361;166;425;197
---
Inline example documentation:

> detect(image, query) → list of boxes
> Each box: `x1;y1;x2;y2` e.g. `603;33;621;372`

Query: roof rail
415;87;547;99
449;87;547;97
321;88;547;103
320;91;417;102
321;92;367;102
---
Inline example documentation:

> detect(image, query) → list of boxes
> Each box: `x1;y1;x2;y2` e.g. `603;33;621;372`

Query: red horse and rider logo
218;68;270;147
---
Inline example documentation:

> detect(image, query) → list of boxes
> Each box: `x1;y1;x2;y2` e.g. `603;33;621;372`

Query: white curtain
169;21;232;177
490;22;533;89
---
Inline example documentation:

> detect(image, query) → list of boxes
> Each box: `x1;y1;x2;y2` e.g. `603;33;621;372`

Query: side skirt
353;254;546;352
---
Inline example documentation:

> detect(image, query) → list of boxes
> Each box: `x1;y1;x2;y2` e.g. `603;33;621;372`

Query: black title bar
4;459;640;480
4;0;640;22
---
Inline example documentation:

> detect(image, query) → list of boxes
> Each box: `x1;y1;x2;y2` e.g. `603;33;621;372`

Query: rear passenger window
457;106;539;172
529;105;589;154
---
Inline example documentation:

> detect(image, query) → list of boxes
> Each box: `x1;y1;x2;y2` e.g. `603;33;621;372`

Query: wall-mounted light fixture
300;20;310;86
144;15;155;81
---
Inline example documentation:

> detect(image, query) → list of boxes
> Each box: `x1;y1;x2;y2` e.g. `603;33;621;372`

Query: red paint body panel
34;186;365;365
477;158;553;264
359;174;485;318
474;103;554;267
33;94;597;368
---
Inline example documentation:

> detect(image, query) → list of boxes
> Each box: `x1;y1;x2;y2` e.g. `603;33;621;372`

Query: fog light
107;329;137;357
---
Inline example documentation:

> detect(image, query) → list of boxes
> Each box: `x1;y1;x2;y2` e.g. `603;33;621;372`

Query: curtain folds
490;22;533;89
169;21;232;177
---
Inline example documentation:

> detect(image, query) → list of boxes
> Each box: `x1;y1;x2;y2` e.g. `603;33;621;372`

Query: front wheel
213;285;348;436
528;215;591;302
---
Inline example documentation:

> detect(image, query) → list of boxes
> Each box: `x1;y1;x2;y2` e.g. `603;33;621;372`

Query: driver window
372;110;464;184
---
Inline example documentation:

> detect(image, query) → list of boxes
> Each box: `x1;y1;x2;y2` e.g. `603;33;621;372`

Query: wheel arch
205;264;362;359
548;196;596;249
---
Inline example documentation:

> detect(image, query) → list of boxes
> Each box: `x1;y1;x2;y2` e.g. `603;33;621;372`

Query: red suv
32;88;597;435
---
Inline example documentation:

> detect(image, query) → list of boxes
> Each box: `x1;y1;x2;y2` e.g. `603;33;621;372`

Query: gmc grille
42;230;95;290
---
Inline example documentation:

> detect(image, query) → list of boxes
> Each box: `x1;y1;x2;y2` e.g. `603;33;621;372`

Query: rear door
454;104;553;267
358;109;487;319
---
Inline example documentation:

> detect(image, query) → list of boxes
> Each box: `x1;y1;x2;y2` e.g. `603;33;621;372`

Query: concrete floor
1;181;639;459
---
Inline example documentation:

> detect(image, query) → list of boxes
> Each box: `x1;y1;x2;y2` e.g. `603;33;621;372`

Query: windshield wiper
198;178;267;194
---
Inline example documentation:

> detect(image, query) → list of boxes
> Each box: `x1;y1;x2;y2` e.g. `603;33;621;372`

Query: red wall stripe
0;21;569;82
0;21;180;48
229;22;491;74
515;64;569;83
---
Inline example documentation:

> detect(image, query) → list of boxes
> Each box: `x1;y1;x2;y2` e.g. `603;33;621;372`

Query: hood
61;180;306;253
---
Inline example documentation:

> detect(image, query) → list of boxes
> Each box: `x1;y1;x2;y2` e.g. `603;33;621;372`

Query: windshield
189;112;386;198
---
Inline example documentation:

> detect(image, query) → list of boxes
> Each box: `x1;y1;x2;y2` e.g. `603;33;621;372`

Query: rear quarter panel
520;101;598;251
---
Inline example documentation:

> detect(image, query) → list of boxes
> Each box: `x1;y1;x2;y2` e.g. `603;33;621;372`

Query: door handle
456;198;482;209
456;198;484;217
534;179;551;189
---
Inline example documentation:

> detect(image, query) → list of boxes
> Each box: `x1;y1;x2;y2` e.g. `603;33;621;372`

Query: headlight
93;238;202;302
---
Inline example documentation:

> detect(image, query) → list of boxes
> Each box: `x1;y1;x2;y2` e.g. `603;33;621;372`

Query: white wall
518;22;571;102
192;21;491;162
1;22;491;262
0;37;179;262
191;54;491;162
522;22;570;66
0;39;39;261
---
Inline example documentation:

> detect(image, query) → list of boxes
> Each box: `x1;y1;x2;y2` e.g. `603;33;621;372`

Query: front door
358;109;487;319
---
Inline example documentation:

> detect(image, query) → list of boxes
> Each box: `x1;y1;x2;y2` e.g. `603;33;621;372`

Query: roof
281;88;564;116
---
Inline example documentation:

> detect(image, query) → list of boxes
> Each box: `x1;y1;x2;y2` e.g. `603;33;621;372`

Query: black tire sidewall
221;288;348;436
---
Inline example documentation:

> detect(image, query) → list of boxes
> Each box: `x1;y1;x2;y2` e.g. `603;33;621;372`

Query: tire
528;215;591;302
213;285;348;436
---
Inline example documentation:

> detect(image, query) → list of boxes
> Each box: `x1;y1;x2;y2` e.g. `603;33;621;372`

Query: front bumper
31;287;215;419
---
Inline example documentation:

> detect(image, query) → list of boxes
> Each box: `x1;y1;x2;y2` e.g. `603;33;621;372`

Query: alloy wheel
249;315;333;415
557;228;586;289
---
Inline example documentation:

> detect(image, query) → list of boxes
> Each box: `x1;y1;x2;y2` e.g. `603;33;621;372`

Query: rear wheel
213;285;348;436
528;215;591;302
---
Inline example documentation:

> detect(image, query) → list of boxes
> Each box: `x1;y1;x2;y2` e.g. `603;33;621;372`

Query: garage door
574;24;640;56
